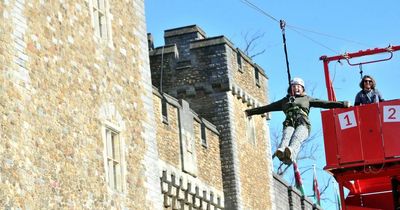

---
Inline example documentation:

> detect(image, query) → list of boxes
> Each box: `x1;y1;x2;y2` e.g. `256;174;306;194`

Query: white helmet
290;77;305;88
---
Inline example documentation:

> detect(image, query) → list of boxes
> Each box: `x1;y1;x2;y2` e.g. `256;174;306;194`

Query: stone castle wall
1;0;162;209
233;97;272;209
149;25;274;210
152;89;225;210
273;174;322;210
1;0;324;208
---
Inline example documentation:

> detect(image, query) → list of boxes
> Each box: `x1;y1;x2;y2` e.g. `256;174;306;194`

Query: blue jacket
354;89;384;106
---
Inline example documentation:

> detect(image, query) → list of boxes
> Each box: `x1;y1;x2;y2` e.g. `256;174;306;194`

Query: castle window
91;0;112;43
246;115;256;146
254;67;260;87
104;127;124;192
201;123;207;148
237;50;243;73
161;98;169;124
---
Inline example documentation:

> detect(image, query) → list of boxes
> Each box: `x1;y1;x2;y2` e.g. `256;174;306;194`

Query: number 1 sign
338;111;357;130
383;105;400;122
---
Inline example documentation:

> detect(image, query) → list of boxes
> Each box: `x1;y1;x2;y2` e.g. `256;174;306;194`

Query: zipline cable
240;0;372;52
288;26;339;54
286;24;372;48
241;0;279;23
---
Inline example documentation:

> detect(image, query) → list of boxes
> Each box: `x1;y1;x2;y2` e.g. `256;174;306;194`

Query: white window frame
102;122;126;193
90;0;113;46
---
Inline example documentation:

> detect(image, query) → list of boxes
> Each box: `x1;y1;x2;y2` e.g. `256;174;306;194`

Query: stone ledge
190;36;234;50
164;24;207;39
149;44;179;58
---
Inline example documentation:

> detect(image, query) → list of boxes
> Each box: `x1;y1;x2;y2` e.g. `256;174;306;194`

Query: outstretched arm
245;98;284;116
310;97;350;109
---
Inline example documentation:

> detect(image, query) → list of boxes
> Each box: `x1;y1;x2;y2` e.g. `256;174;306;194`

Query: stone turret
149;25;274;210
164;25;207;61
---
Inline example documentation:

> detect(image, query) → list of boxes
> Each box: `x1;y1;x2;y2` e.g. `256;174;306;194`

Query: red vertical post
322;59;336;101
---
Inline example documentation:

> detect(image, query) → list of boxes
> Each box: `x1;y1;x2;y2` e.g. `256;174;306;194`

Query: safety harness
283;100;311;129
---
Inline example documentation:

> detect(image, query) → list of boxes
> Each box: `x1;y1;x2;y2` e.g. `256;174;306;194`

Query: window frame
161;98;169;125
103;122;125;193
254;67;261;87
237;50;243;73
90;0;113;46
201;123;208;148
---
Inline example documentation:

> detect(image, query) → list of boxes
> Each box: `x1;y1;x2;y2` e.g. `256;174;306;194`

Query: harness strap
285;106;309;117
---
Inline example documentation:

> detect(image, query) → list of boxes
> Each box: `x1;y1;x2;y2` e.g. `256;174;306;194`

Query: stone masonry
149;25;274;210
1;0;162;209
153;89;225;210
1;0;323;209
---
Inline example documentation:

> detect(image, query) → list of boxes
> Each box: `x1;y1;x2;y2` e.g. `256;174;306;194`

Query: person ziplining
245;77;350;165
244;19;350;165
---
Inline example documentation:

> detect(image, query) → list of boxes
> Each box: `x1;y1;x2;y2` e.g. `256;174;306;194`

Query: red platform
322;99;400;169
321;99;400;210
319;45;400;210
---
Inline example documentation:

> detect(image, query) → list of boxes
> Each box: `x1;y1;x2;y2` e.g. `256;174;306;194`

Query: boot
275;148;285;161
284;146;293;164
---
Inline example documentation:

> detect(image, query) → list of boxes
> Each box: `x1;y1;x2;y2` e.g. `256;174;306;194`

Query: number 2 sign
338;111;357;130
383;105;400;122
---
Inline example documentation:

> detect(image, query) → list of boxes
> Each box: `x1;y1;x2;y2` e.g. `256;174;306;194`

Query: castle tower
149;25;274;210
1;0;163;208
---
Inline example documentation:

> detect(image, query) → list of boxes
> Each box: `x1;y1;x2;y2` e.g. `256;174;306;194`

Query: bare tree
242;30;267;59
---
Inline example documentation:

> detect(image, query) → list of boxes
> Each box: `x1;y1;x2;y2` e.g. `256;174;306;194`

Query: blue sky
145;1;400;209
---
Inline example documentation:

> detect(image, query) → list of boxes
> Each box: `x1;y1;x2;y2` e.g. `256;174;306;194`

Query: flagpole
293;162;305;196
313;164;316;203
312;164;321;206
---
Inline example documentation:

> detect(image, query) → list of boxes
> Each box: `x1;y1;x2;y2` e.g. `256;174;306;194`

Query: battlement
149;26;272;209
163;25;207;61
149;25;269;108
190;35;235;50
149;44;179;57
164;24;207;39
152;86;219;135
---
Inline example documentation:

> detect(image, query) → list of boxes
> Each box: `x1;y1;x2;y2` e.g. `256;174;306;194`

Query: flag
313;165;321;206
293;162;305;195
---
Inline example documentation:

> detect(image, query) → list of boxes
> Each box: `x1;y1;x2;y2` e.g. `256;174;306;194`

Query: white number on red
338;111;357;130
384;106;400;122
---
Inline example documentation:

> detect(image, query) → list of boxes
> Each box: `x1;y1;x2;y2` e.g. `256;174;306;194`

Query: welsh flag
293;162;305;195
313;165;321;206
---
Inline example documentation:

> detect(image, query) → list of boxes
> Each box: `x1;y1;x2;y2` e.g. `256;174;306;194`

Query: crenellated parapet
149;25;273;210
230;83;268;118
160;164;225;210
152;87;224;208
164;25;207;61
148;25;268;105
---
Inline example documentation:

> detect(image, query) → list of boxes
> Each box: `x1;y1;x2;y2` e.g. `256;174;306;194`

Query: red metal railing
320;45;400;101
